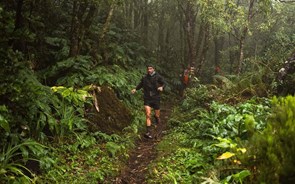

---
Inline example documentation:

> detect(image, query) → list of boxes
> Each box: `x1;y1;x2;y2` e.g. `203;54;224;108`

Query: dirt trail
114;101;174;184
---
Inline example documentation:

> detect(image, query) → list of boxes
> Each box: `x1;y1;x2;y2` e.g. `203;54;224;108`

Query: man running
131;65;166;139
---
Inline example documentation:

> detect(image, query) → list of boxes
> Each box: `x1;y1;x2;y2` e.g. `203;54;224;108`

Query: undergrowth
146;85;272;183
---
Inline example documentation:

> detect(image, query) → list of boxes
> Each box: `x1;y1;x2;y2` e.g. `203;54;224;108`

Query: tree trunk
141;0;149;47
69;0;79;57
237;0;255;75
179;12;184;64
80;4;97;52
197;23;210;76
228;33;235;74
99;1;116;43
11;0;24;52
183;1;197;67
178;0;198;65
177;0;186;65
214;33;224;74
195;23;204;65
165;28;170;63
69;1;98;58
133;0;140;30
157;5;165;62
124;0;134;29
237;36;245;74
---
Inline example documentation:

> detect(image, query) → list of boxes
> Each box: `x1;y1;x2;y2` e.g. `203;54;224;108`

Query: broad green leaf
214;141;231;148
233;170;251;181
0;115;10;132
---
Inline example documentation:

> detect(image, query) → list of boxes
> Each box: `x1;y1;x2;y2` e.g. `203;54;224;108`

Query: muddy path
114;101;174;184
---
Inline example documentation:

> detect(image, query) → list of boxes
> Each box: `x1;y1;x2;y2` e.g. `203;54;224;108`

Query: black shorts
144;98;160;110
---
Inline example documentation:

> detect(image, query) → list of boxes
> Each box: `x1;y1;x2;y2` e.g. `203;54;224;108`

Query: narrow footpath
114;101;174;184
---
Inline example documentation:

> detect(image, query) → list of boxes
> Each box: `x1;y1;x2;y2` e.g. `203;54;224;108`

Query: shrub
249;95;295;183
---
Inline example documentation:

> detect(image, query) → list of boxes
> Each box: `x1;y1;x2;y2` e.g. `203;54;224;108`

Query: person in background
179;64;194;97
131;65;166;139
277;52;295;95
215;65;223;75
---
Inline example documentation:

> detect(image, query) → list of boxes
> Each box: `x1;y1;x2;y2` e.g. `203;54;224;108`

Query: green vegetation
248;96;295;183
147;82;295;183
146;83;270;183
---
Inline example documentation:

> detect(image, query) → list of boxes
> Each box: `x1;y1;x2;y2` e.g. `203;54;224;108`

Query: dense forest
0;0;294;183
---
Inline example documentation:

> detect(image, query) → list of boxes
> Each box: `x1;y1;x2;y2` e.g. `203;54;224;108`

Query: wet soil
86;86;132;134
114;101;174;184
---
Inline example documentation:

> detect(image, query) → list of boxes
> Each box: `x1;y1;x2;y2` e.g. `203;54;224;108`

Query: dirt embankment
86;86;132;134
